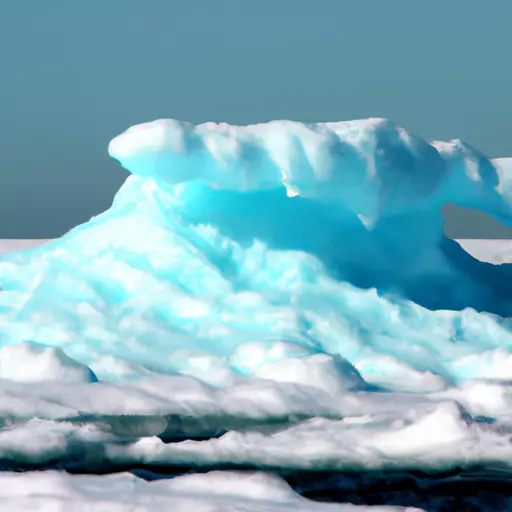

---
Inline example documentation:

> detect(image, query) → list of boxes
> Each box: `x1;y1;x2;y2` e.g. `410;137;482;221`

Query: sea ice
0;470;424;511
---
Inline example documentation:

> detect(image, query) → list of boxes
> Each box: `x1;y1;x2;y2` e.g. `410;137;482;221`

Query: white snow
0;341;97;383
0;470;424;511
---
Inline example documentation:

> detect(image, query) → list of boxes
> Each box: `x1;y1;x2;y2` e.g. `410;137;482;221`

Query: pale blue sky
0;0;511;237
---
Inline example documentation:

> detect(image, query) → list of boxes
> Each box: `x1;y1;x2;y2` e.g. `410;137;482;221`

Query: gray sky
1;0;511;238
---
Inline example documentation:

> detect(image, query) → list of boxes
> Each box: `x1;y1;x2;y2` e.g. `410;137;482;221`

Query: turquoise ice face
1;117;512;389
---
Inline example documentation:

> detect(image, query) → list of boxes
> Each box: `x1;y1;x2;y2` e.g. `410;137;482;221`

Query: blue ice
0;117;512;392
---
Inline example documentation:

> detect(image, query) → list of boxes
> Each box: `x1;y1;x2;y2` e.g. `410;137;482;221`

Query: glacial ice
1;117;512;510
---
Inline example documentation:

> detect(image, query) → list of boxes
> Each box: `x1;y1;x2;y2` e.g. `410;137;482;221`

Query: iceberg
1;117;512;511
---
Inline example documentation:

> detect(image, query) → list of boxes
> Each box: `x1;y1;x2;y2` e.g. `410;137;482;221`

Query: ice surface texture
0;470;423;512
1;117;512;510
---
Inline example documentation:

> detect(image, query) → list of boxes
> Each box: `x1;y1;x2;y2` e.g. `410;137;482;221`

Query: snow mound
0;341;97;383
0;470;424;512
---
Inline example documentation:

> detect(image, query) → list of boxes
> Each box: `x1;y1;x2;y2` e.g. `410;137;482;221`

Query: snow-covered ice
0;470;424;512
0;341;97;383
1;117;512;510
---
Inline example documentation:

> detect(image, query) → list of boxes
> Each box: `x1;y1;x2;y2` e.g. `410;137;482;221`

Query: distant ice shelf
0;239;49;254
1;237;511;263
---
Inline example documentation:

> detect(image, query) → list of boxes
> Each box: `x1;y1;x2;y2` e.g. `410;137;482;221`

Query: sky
0;0;511;238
